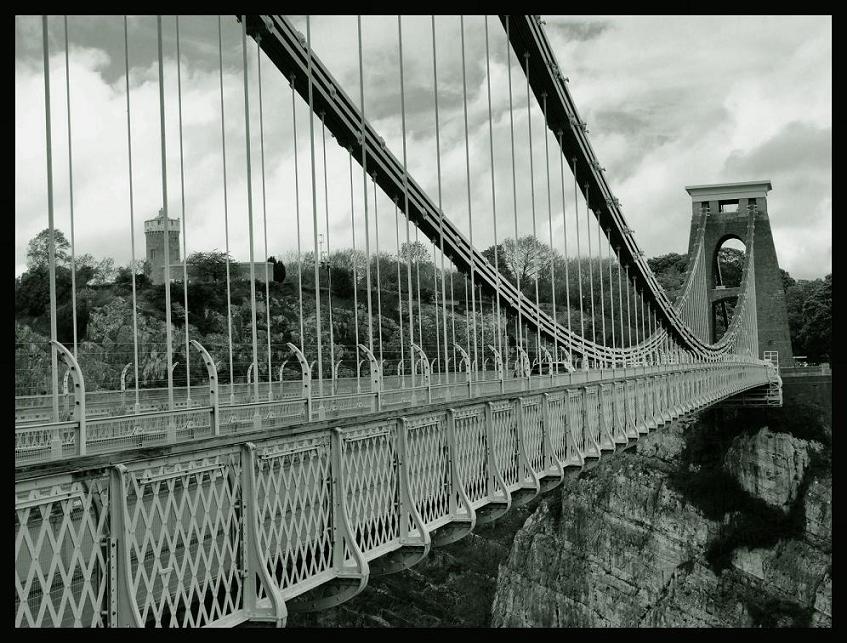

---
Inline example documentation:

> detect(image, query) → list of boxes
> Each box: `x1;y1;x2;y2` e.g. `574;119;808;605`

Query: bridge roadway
15;359;774;627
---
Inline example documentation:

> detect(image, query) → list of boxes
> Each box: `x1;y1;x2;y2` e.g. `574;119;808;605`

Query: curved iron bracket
190;339;220;436
541;346;554;375
516;346;531;377
411;343;430;387
357;343;382;398
453;343;471;380
51;340;86;455
488;344;504;382
286;342;312;417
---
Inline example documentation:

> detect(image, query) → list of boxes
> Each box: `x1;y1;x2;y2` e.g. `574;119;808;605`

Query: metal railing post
190;339;219;436
240;442;287;626
51;340;85;455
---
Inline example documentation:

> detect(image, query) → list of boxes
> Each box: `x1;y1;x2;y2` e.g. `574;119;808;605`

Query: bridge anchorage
16;14;789;628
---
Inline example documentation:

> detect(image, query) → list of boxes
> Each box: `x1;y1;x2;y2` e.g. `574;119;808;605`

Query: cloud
15;14;831;286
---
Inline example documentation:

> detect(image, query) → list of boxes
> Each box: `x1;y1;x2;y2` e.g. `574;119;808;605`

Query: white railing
15;360;775;628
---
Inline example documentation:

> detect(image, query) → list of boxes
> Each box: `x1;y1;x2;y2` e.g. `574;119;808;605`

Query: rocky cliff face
491;408;831;627
276;403;831;628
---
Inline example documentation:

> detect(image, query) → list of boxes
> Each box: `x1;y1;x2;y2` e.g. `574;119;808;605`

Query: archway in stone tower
712;236;746;342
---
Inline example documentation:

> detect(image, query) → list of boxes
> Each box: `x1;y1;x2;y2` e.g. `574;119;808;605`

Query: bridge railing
14;359;774;467
15;360;775;628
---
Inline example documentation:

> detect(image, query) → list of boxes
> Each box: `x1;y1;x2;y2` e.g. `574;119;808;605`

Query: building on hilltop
144;207;273;286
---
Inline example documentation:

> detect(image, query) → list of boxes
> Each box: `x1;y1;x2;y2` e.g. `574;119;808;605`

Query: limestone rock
722;427;809;512
491;417;832;628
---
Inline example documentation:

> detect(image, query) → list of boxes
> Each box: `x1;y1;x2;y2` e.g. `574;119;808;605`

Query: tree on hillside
786;274;831;362
482;243;515;282
715;247;744;287
26;228;71;269
400;241;431;265
266;256;286;283
187;250;232;284
500;236;552;287
647;252;688;303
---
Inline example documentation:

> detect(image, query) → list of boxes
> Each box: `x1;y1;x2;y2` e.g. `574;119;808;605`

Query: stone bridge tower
685;180;793;367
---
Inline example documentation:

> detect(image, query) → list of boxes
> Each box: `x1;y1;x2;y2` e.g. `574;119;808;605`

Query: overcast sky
15;15;831;281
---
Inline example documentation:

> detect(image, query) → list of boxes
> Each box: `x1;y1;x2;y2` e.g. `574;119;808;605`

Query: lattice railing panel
219;400;306;435
15;422;79;465
614;382;626;438
625;379;637;428
600;384;614;441
404;413;450;528
315;393;376;420
452;405;488;504
87;408;213;453
521;398;545;475
490;401;519;488
584;387;601;448
567;390;585;455
340;422;400;556
120;448;243;627
254;433;333;596
15;474;110;627
546;392;567;465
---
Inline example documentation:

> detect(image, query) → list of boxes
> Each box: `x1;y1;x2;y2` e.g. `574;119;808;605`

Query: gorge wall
282;396;831;628
492;401;832;627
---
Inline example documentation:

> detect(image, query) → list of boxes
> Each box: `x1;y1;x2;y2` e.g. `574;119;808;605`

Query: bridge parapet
15;361;773;628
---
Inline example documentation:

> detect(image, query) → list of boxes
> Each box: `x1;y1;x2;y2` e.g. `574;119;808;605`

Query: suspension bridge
15;14;788;628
